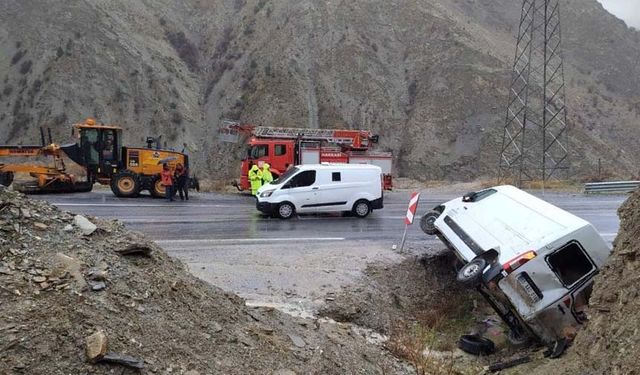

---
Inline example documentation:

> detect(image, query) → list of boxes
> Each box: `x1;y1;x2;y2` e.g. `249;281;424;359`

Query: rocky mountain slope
0;0;638;181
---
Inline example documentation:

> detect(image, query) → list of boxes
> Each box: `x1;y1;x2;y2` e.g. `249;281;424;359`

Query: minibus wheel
457;258;487;287
277;202;295;219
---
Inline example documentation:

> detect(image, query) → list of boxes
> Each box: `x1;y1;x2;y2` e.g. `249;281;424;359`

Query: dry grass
385;286;480;375
386;323;458;375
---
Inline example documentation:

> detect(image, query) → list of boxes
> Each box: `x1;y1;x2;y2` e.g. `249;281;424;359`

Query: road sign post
398;192;420;252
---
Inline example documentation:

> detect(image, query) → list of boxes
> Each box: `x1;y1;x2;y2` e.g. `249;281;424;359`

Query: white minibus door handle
312;187;319;190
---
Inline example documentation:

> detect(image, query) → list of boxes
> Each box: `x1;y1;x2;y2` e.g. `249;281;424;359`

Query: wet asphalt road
37;188;625;316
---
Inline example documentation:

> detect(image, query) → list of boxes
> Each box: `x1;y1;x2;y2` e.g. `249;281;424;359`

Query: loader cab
72;119;123;179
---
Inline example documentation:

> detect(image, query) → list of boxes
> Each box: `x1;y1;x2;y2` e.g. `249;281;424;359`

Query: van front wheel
277;202;295;219
420;210;441;235
457;258;487;287
352;200;371;218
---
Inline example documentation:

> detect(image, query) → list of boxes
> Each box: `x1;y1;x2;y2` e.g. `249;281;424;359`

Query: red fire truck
220;122;393;191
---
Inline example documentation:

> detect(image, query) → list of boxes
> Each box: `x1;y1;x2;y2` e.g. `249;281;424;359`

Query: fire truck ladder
252;126;361;145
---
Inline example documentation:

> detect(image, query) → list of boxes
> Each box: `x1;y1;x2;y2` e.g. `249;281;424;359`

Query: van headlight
260;189;275;198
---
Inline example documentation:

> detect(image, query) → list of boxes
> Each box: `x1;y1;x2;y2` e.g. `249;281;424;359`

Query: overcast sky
598;0;640;29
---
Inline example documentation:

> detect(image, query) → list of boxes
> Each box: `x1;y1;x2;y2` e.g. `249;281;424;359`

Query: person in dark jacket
174;163;189;201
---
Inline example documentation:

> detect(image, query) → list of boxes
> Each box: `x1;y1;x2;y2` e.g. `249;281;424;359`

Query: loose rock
73;215;97;236
85;331;108;363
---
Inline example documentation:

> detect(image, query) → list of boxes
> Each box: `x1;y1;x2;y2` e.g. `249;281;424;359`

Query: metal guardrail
584;181;640;194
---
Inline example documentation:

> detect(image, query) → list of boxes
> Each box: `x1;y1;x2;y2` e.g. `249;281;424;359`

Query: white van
420;185;611;347
256;164;384;219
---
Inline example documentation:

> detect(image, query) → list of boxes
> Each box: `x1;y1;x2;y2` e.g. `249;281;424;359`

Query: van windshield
271;167;299;185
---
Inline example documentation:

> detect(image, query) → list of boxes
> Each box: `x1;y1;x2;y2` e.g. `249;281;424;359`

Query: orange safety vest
161;170;173;186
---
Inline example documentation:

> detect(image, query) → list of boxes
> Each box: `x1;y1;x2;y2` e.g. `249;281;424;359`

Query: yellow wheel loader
0;118;199;197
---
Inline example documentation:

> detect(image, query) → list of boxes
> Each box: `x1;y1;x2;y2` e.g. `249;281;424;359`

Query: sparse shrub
12;98;22;116
65;39;73;55
214;27;233;59
243;22;254;36
171;111;183;125
240;79;250;91
113;87;126;103
169;102;177;109
11;50;26;65
52;113;68;126
2;85;12;96
15;41;21;48
408;80;418;106
254;0;268;14
9;113;31;140
159;17;167;26
233;0;245;11
165;30;199;71
56;47;64;59
32;79;42;93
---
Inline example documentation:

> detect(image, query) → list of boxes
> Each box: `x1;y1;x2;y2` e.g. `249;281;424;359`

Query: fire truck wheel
111;170;140;198
352;199;371;218
277;202;295;219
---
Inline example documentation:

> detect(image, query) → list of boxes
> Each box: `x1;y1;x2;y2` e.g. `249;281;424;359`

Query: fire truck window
275;144;287;156
289;170;316;188
332;172;341;182
250;145;268;159
547;242;595;287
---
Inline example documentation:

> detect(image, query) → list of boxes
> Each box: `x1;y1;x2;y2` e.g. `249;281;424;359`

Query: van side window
547;242;595;287
288;170;316;188
275;144;287;156
332;172;341;182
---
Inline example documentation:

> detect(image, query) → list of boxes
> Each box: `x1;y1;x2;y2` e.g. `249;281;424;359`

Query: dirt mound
559;189;640;374
320;254;476;335
0;187;410;374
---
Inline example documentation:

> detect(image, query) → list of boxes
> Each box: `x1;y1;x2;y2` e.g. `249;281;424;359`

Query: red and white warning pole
398;192;420;252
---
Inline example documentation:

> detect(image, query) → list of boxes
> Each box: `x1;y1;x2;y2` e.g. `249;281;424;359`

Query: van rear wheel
352;200;371;218
277;202;295;219
457;258;487;287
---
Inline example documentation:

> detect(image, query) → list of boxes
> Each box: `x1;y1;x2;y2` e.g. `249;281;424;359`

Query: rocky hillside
0;0;638;181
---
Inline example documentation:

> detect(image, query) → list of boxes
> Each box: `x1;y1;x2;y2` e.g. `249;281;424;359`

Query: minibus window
332;172;341;182
547;242;595;287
